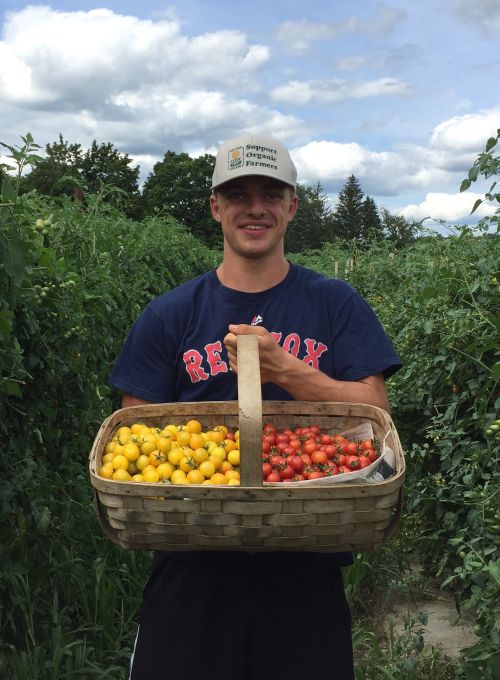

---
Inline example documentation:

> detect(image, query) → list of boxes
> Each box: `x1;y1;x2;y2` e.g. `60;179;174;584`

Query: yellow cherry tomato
148;450;167;467
98;463;114;479
198;460;216;479
227;449;240;466
192;447;209;464
187;469;205;485
136;454;150;471
112;468;132;481
122;442;140;462
185;419;202;434
157;462;175;480
142;467;160;483
112;454;129;470
171;470;189;485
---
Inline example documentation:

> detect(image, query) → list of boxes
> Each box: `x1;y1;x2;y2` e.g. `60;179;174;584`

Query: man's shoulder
292;263;356;296
149;269;215;310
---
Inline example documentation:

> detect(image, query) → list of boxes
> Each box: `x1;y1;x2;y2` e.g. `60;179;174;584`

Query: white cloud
291;140;409;195
454;0;500;33
0;6;269;109
430;109;500;153
289;107;499;200
272;77;409;105
275;5;406;52
398;191;496;222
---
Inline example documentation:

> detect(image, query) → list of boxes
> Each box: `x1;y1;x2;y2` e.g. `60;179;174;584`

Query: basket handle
236;334;263;487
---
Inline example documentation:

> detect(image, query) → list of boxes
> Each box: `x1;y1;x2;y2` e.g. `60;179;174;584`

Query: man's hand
223;323;288;384
223;323;390;411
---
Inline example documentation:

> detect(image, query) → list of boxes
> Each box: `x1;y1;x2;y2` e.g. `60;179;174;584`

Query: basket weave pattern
89;336;405;552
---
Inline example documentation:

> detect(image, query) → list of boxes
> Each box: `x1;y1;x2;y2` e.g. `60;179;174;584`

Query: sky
1;0;499;227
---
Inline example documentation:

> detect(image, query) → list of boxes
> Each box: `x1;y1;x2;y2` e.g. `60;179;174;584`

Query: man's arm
121;393;153;408
224;324;391;412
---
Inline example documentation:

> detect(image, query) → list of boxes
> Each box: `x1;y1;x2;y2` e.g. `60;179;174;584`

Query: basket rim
89;399;405;494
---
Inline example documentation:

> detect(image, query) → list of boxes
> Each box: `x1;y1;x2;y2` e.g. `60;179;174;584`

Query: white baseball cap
211;133;297;191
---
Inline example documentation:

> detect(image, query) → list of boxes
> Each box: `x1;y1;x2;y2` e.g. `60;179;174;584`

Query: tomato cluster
261;423;380;483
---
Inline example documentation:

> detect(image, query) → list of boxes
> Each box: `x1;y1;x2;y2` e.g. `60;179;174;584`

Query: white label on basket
342;422;374;441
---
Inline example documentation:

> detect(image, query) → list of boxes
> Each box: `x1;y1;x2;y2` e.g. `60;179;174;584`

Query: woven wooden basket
89;335;405;552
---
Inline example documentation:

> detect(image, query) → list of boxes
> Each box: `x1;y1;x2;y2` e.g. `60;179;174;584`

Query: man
109;132;402;679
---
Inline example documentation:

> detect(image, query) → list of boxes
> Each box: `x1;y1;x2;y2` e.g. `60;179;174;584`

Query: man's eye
226;192;245;201
264;191;282;200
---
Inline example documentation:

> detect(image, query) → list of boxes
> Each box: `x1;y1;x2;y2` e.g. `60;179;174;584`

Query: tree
286;182;335;252
142;152;218;248
20;134;83;197
332;175;365;241
360;196;383;241
20;135;141;217
380;208;419;247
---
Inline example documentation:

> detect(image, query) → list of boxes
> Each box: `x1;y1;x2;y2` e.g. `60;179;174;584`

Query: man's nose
246;194;266;217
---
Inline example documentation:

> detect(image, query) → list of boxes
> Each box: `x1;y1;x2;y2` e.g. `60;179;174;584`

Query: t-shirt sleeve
331;290;402;381
109;303;176;402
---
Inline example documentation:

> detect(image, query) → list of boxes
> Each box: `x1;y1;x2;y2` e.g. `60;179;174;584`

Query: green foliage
285;182;335;252
19;135;142;218
2;132;499;678
360;196;384;241
0;135;219;678
380;207;420;248
332;174;365;240
299;230;499;678
142;151;219;247
460;128;500;233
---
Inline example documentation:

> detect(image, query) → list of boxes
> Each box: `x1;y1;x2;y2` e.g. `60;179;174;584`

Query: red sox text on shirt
182;333;328;383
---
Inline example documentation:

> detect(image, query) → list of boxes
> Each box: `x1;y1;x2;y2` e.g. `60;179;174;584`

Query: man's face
210;176;298;260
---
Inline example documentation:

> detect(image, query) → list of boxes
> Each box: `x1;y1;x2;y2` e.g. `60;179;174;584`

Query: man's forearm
272;353;390;411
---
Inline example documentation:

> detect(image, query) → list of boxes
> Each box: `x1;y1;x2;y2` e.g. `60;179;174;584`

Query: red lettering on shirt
303;338;328;368
270;331;282;343
282;333;301;357
183;349;209;383
205;341;229;376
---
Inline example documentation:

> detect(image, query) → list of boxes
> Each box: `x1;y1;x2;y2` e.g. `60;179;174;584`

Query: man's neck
217;252;290;293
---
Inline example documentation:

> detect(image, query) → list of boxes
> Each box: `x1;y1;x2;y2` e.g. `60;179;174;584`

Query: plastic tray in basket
89;335;405;553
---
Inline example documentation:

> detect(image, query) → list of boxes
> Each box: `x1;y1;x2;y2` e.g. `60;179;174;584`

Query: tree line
16;134;420;252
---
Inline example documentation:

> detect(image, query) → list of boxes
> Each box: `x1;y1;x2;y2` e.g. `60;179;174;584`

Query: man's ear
210;194;221;222
288;194;299;220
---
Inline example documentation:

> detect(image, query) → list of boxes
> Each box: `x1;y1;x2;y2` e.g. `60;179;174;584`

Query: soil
383;566;479;659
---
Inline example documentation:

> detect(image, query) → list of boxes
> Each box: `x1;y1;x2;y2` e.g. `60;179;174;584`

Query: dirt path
385;585;479;659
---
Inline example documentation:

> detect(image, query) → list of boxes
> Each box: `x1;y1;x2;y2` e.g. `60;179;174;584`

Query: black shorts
129;552;354;680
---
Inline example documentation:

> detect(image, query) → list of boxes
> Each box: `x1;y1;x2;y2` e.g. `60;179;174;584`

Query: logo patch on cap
228;146;244;171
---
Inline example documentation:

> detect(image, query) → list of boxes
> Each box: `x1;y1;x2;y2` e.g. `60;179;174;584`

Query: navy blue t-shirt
109;263;402;568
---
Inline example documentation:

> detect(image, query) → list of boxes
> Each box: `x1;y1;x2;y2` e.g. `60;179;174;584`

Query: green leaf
460;178;471;193
1;175;17;203
471;198;483;214
468;166;480;182
423;320;433;334
420;285;442;300
485;136;498;152
493;362;500;380
2;379;23;397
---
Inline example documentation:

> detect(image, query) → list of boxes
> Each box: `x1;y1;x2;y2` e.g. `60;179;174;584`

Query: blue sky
1;0;499;225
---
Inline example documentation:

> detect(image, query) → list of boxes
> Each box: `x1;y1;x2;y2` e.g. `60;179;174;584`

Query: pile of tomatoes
261;423;380;483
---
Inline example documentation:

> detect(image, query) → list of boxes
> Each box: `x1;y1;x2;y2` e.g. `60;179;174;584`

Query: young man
109;133;402;679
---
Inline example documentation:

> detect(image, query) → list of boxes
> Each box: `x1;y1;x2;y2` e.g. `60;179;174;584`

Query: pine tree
332;175;364;240
360;196;383;241
286;182;335;252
